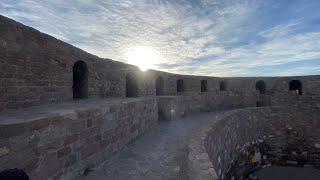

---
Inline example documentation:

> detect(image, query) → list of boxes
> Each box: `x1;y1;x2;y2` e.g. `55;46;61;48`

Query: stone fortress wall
1;14;320;112
0;15;320;179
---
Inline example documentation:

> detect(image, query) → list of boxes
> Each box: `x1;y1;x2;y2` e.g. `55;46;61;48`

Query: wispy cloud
0;0;320;76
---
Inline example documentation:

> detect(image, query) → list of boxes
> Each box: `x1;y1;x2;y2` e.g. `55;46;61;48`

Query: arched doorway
156;76;164;96
177;79;184;92
201;80;207;92
126;73;138;97
256;80;266;94
289;80;302;95
220;81;226;91
73;61;88;99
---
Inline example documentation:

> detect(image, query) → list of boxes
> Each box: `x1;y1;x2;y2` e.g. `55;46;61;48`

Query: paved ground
256;166;320;180
82;111;227;180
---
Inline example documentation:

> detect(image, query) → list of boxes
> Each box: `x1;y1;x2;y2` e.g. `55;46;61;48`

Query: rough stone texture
1;15;320;111
157;95;207;121
187;110;238;180
82;111;228;180
0;98;157;179
157;92;257;121
256;166;320;180
1;14;320;180
204;107;320;179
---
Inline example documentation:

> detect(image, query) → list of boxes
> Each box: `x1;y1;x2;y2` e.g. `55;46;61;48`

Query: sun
124;46;161;71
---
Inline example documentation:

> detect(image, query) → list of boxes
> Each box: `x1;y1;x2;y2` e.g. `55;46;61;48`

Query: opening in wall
219;81;226;91
289;80;302;95
201;80;207;92
156;76;164;96
256;80;266;94
0;168;29;179
73;61;88;99
126;73;138;97
177;79;184;92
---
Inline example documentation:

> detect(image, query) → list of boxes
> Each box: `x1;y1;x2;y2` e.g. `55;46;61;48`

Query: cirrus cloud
0;0;320;76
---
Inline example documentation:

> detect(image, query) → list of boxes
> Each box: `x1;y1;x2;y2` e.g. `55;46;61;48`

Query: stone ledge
0;97;158;179
187;110;237;180
0;97;156;125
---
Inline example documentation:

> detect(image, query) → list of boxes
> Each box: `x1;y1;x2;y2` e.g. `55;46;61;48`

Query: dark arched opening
156;76;164;96
126;73;138;97
177;79;184;92
289;80;302;95
220;81;226;91
73;61;88;99
0;168;29;179
201;80;207;92
256;80;266;94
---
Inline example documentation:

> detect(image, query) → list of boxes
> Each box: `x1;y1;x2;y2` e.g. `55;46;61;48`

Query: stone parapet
0;97;158;179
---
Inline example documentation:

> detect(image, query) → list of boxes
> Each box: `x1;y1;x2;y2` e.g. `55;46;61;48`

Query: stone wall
204;107;320;180
0;15;157;111
0;97;157;179
157;92;257;121
1;15;320;112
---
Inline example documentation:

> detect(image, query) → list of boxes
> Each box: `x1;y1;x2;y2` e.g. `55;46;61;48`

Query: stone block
57;146;71;159
39;152;62;177
63;133;79;146
65;154;78;168
80;142;100;159
0;123;25;139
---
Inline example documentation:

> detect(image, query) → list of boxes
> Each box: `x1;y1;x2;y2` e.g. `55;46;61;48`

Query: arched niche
126;73;138;97
73;61;88;99
156;76;164;96
177;79;184;92
219;81;226;91
289;80;302;95
256;80;266;94
201;80;208;92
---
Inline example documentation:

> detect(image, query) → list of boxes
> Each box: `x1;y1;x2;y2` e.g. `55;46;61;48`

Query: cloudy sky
1;0;320;76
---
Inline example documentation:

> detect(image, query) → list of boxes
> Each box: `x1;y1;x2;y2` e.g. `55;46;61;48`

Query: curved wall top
0;15;320;111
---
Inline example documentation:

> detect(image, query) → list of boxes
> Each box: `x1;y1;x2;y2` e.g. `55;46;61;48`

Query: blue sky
1;0;320;76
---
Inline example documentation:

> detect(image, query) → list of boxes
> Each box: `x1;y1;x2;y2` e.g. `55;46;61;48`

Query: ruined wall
0;97;157;179
204;107;320;180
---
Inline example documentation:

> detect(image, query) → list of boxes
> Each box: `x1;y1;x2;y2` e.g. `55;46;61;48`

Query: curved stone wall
1;15;320;111
188;107;320;180
1;14;320;180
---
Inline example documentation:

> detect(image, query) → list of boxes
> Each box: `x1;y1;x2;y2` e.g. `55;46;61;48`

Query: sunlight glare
124;46;161;71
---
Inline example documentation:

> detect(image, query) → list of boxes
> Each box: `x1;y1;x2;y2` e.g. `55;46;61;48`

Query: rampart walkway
83;111;228;180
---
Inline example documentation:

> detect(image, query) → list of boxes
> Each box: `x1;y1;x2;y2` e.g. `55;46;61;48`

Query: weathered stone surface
57;146;71;159
0;98;157;179
204;107;320;179
0;15;319;112
0;13;320;180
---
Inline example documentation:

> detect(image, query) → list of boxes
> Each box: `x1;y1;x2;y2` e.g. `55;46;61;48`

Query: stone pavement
82;111;227;180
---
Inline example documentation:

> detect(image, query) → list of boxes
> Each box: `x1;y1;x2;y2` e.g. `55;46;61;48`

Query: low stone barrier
0;97;157;179
187;107;320;180
157;92;256;121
